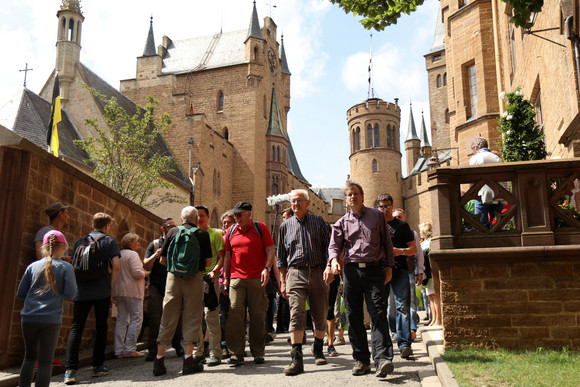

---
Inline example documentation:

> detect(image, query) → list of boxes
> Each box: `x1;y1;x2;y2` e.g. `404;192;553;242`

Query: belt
290;263;326;270
345;260;382;269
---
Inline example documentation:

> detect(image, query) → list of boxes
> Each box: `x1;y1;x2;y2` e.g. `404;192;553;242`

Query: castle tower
348;98;402;208
420;110;432;157
55;0;84;106
404;103;420;176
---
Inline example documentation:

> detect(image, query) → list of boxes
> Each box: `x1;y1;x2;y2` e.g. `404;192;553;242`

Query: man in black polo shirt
377;193;417;360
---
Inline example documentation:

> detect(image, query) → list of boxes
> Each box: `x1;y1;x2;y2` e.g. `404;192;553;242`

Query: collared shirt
277;212;329;268
328;206;394;267
225;220;274;280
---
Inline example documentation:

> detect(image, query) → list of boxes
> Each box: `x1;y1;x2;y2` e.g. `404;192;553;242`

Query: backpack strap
252;221;267;257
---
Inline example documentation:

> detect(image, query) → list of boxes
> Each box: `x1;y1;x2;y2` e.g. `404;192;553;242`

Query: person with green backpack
152;206;212;377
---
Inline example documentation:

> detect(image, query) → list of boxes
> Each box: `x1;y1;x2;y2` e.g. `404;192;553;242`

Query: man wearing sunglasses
143;218;184;361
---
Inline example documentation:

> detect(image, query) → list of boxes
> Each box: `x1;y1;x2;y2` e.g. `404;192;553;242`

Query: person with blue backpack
152;206;212;377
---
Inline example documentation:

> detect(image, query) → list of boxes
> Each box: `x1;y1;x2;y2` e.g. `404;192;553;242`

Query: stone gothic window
443;73;447;86
355;127;361;150
374;124;380;147
387;125;393;148
372;159;378;173
217;172;221;196
367;124;373;147
436;74;442;88
277;146;281;162
272;146;276;161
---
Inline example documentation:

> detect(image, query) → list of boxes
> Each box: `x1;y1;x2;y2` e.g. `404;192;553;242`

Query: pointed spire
406;102;420;141
143;16;157;56
245;0;264;42
266;88;288;138
420;110;431;148
280;35;291;75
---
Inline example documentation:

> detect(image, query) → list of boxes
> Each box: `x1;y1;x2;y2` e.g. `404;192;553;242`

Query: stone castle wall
0;138;161;368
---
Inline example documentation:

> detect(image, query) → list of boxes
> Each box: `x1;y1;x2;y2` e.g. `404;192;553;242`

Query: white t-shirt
469;149;502;203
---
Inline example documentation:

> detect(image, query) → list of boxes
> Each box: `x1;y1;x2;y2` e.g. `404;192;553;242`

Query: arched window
436;74;442;88
387;124;393;148
210;210;219;228
272;183;279;195
374;124;380;147
367;124;373;147
372;159;378;173
224;127;229;141
277;146;281;162
218;91;224;111
272;146;276;161
445;108;450;124
443;73;447;86
355;127;361;150
68;19;74;41
254;47;258;62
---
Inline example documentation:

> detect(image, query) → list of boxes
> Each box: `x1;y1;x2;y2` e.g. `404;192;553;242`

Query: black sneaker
228;355;244;367
153;357;166;376
376;359;394;378
254;357;265;364
352;361;371;376
146;352;156;362
311;343;327;365
183;356;204;375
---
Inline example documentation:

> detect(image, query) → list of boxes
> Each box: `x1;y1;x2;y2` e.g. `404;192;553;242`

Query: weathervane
19;63;33;87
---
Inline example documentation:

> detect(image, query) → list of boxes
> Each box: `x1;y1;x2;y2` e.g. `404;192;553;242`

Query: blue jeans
409;273;418;332
474;200;503;228
389;268;411;349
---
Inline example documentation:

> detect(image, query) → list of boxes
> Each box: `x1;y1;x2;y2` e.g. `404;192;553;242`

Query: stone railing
428;159;580;350
429;158;580;250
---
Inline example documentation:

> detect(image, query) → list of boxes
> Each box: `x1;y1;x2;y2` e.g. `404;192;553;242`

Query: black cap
231;201;252;213
45;202;69;218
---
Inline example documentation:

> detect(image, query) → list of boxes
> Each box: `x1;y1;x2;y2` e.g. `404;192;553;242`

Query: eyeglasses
163;225;176;229
233;212;248;218
291;199;306;204
378;204;393;209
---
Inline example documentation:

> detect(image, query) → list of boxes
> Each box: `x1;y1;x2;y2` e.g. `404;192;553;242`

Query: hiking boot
400;346;413;359
311;343;327;365
183;356;204;375
376;359;394;378
254;357;265;364
352;361;371;376
228;355;244;367
146;352;156;362
153;357;166;376
64;369;76;385
207;355;221;366
327;345;339;357
92;365;110;377
284;348;304;376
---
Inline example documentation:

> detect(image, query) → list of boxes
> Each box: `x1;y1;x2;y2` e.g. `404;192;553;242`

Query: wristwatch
264;266;272;273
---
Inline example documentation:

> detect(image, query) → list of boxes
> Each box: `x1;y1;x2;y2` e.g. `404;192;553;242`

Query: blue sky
0;0;438;187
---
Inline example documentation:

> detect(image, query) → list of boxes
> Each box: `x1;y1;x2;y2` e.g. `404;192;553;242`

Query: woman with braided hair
17;230;77;387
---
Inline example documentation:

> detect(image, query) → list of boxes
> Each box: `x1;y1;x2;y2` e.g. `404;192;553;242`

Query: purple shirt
328;206;394;267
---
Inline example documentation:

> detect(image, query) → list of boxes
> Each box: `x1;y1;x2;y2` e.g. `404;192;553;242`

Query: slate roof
420;112;431;148
312;187;345;213
406;104;419;141
245;1;264;42
0;88;89;165
280;37;291;75
286;140;308;184
408;149;453;176
162;29;248;74
266;88;287;138
143;17;157;56
427;6;445;54
76;64;188;186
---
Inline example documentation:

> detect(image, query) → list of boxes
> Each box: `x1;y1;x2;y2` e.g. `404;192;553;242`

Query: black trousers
20;322;61;387
65;297;111;370
343;264;393;367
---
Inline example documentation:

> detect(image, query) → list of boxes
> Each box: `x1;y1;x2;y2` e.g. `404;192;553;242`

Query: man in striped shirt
277;189;330;376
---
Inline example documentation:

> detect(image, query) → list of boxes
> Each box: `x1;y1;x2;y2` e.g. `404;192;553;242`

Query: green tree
329;0;543;30
75;86;185;208
498;88;548;161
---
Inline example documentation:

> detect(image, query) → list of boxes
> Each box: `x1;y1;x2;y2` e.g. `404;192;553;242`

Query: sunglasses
163;225;176;229
378;204;393;209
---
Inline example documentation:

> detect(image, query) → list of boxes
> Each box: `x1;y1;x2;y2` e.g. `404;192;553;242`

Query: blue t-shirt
17;258;77;324
72;230;121;301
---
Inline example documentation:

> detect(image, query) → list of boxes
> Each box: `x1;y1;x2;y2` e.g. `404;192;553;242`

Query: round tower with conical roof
348;98;402;208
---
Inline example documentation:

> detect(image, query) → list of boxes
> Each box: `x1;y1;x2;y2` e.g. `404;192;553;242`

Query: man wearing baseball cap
34;202;70;260
222;202;276;366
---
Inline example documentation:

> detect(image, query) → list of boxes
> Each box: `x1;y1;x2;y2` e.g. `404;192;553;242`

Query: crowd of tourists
17;183;439;386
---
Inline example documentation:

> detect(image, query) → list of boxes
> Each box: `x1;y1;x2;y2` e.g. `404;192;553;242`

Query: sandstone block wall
433;246;580;350
1;142;161;368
